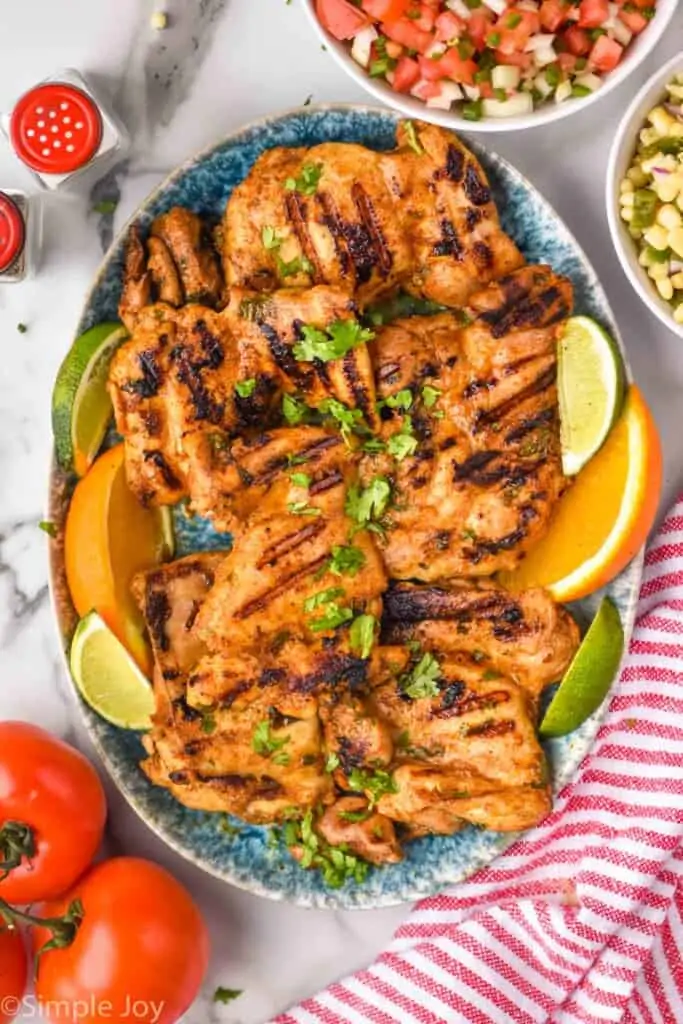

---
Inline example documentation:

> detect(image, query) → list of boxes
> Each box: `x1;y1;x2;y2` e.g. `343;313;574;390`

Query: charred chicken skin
107;123;585;878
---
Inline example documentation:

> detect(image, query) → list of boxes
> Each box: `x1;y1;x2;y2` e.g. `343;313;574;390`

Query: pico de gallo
315;0;657;119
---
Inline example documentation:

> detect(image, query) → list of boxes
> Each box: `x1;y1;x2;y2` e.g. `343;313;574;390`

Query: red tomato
590;34;624;70
557;51;578;71
393;55;421;90
0;723;106;904
362;0;410;18
406;2;437;30
540;0;568;31
578;0;609;27
34;859;209;1024
439;47;478;84
382;16;435;52
619;8;648;31
494;48;533;67
411;78;443;99
468;9;493;48
496;8;541;54
316;0;369;39
562;24;592;54
0;929;27;1024
418;53;447;80
434;10;465;41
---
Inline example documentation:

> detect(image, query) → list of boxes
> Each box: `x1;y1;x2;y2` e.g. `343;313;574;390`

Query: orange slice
499;386;662;602
64;444;173;675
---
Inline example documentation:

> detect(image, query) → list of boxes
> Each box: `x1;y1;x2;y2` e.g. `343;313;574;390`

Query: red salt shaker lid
10;82;103;175
0;192;25;272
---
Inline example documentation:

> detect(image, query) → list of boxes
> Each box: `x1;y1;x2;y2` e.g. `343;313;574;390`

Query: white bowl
606;49;683;340
302;0;678;133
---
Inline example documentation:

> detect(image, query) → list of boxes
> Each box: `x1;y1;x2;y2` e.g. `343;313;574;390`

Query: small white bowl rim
302;0;678;133
606;48;683;340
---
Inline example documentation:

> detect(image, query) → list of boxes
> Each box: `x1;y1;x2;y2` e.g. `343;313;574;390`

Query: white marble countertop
1;2;682;1021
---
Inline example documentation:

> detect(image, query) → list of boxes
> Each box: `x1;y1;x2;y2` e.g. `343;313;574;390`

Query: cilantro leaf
319;397;368;443
285;162;323;196
387;416;418;461
235;378;257;398
347;766;398;808
289;471;311;488
304;586;353;632
277;254;315;278
252;721;290;764
287;501;321;517
400;652;442;700
39;520;57;538
384;389;413;411
303;587;347;613
361;437;387;454
339;808;371;823
282;393;313;425
328;544;366;577
281;809;370;888
261;225;284;250
350;614;377;659
293;319;374;363
325;752;341;773
214;987;242;1004
403;120;424;155
345;477;392;527
421;384;441;408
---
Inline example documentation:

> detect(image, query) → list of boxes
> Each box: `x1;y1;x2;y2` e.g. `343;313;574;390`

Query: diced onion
574;72;602;92
534;72;553;98
351;26;378;69
462;84;482;100
555;81;572;103
482;0;507;15
425;40;447;58
524;33;555;51
482;92;534;117
492;65;521;90
611;19;633;46
427;81;464;109
446;0;472;18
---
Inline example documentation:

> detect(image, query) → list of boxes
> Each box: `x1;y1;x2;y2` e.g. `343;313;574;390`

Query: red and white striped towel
274;497;683;1024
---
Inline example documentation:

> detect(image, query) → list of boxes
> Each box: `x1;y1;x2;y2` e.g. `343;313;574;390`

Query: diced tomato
467;9;494;48
385;39;405;57
316;0;369;40
496;9;541;55
616;0;653;9
539;0;568;31
562;24;591;54
557;51;578;71
361;0;410;19
479;81;495;99
406;2;437;31
392;54;421;90
578;0;609;27
418;53;447;80
382;16;435;53
434;10;466;41
589;34;624;71
494;48;532;67
619;8;648;32
439;47;477;84
412;77;444;99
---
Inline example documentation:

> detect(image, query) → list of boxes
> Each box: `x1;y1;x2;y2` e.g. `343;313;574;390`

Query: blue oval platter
48;104;642;908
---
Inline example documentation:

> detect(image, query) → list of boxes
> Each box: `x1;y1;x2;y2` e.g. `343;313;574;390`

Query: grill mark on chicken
445;144;465;184
465;528;528;563
463;163;491;206
465;719;516;738
433;219;463;259
294;653;368;695
316;192;354;280
142;409;162;437
465;207;482;232
489;290;569;338
473;365;557;430
342;348;374;420
472;241;494;270
122;347;164;398
433;688;511;719
452;451;544;487
257;521;327;569
143;450;182;490
384;585;525;627
505;407;555;443
145;588;172;651
172;696;203;722
236;552;331;619
283;192;320;280
462;377;495;400
352;183;393;277
309;470;344;496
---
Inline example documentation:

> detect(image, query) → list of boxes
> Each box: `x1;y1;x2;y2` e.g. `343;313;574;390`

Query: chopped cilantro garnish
277;254;315;278
421;384;441;408
482;668;502;680
17;323;28;334
282;393;312;425
400;652;442;700
304;587;353;632
350;613;377;659
287;501;320;517
506;11;522;26
282;809;370;887
235;378;257;398
328;544;366;577
92;199;117;215
261;225;284;250
403;120;423;155
384;388;413;411
347;766;398;808
252;720;290;764
285;162;323;195
325;752;341;773
319;397;368;443
214;988;242;1004
289;471;312;488
387;416;418;461
293;319;374;363
287;452;311;467
339;808;371;823
201;710;217;734
345;477;392;529
303;586;346;612
39;520;57;538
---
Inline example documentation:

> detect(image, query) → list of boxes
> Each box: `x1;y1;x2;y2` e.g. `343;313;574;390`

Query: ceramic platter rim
48;102;643;909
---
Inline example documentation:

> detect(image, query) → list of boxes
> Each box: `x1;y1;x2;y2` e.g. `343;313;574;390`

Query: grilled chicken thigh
223;121;522;308
363;265;572;579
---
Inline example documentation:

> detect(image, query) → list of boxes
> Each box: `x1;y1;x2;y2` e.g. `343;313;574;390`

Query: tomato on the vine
0;722;107;903
34;858;209;1024
0;928;27;1024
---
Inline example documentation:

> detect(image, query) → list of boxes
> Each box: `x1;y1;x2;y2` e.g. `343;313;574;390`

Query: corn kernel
621;192;635;208
656;176;681;204
671;271;683;289
676;191;683;212
621;208;633;222
649;262;669;281
657;204;682;229
670;123;683;139
639;247;653;267
669;226;683;258
150;10;168;28
620;178;634;194
648;106;675;136
674;303;683;324
627;166;648;186
640;126;659;147
656;277;674;301
644;224;670;250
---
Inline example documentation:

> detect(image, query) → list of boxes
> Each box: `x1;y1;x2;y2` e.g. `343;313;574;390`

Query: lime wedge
558;317;625;477
70;611;155;730
539;597;624;738
52;322;128;476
